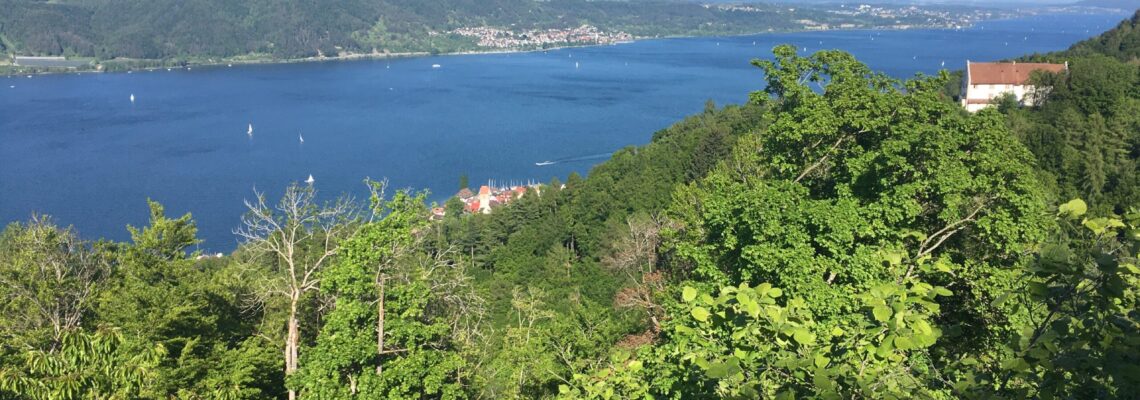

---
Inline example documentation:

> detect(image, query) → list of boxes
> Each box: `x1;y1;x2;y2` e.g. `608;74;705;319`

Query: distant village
709;3;1013;31
431;182;550;219
448;25;633;49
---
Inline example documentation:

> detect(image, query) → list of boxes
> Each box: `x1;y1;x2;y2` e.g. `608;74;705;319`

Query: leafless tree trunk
235;183;357;400
376;275;385;375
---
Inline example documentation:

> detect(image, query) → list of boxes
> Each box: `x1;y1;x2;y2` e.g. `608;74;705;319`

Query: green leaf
873;306;892;322
1058;198;1087;218
682;286;698;303
1122;263;1140;275
894;336;914;350
793;329;816;345
814;354;831;368
706;362;731;378
627;360;643;372
691;307;711;322
876;335;896;357
744;299;761;318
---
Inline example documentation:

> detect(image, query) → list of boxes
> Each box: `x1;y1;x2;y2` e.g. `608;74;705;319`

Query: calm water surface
0;13;1128;250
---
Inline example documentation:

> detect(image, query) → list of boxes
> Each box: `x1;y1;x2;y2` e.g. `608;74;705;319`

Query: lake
0;13;1129;251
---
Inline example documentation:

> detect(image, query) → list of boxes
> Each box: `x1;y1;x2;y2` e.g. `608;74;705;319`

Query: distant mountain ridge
0;0;1008;65
1074;0;1140;10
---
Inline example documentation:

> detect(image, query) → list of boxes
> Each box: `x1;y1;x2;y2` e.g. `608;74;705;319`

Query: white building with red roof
961;61;1068;113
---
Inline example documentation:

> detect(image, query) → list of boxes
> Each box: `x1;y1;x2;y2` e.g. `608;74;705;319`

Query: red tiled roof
968;62;1066;85
478;185;491;196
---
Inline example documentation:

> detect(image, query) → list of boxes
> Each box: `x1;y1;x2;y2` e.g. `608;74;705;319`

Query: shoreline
4;10;1125;77
2;24;986;76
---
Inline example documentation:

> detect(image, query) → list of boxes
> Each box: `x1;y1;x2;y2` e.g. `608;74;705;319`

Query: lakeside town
448;25;633;50
432;182;549;219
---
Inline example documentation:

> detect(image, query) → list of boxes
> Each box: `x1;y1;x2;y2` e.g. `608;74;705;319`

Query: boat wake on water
535;152;613;166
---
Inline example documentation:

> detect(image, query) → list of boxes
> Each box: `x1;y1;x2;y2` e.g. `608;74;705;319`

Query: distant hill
1073;0;1140;10
1063;9;1140;61
0;0;1004;65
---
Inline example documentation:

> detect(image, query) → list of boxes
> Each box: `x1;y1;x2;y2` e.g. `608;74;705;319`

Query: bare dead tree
416;245;488;348
604;213;669;332
233;183;358;400
0;215;109;352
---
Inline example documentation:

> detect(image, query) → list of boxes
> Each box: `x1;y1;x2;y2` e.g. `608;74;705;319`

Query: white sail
299;133;304;143
129;94;135;103
305;174;315;184
247;123;253;135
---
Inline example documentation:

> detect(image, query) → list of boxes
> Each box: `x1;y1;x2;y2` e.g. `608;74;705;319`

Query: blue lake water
0;13;1129;251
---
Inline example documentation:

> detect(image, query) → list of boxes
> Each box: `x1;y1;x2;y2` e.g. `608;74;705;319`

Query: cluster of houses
960;60;1068;112
449;25;633;49
431;183;546;219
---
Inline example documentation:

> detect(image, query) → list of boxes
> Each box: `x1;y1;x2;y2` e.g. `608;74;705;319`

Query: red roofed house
961;60;1067;113
456;188;475;200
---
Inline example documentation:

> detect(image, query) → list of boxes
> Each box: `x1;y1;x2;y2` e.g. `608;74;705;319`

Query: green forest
2;10;1139;400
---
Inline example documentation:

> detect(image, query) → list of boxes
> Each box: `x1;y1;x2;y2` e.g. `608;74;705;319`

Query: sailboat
247;123;254;136
130;94;135;103
299;133;305;144
305;174;315;184
575;61;579;69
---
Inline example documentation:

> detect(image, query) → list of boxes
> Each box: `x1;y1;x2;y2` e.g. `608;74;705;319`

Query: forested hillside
1063;9;1140;62
0;0;993;64
1009;10;1140;215
1;11;1139;400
